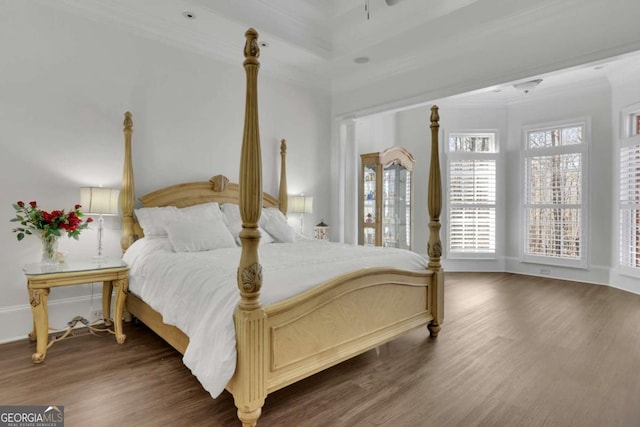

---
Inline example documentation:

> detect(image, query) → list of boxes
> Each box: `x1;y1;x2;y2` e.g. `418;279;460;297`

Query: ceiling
50;0;640;109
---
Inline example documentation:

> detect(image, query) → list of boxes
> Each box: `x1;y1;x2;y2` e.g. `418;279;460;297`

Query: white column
337;124;347;243
344;119;358;245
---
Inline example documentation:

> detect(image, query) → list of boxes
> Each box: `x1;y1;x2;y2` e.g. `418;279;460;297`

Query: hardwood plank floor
1;273;640;426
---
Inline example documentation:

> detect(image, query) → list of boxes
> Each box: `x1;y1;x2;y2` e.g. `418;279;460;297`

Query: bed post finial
244;27;260;65
120;111;135;253
427;105;444;337
124;111;133;130
235;28;267;427
279;139;288;216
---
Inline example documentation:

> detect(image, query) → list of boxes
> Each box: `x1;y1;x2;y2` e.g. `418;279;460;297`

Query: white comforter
123;238;428;397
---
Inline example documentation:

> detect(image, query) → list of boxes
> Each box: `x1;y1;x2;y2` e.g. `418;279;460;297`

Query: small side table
23;259;129;363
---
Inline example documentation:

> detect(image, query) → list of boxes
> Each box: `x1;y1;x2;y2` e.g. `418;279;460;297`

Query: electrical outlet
91;310;103;320
540;268;551;275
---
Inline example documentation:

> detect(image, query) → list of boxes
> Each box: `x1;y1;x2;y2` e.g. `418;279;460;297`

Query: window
523;120;588;267
446;132;497;257
619;107;640;275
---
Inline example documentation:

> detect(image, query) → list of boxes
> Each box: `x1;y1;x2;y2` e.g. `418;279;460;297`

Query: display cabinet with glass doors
359;147;414;249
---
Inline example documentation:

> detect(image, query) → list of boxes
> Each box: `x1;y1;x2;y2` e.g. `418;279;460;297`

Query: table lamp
80;187;119;261
288;194;313;235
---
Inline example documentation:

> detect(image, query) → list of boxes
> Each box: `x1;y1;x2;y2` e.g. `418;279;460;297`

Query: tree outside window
523;122;587;267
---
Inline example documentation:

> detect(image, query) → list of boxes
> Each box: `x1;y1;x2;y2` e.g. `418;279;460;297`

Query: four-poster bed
119;28;444;427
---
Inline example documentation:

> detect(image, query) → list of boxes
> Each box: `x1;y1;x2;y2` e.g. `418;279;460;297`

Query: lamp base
93;215;107;264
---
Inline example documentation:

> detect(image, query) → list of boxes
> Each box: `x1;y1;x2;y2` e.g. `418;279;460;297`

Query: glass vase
37;232;60;265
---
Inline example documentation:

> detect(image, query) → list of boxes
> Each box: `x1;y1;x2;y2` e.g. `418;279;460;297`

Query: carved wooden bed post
120;112;135;253
426;105;444;337
234;28;267;427
279;139;288;216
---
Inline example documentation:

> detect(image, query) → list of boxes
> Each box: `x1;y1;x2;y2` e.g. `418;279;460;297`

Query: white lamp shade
288;195;313;214
80;187;120;215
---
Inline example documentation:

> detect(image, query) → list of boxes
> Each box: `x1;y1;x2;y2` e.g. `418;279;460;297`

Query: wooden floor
2;272;640;426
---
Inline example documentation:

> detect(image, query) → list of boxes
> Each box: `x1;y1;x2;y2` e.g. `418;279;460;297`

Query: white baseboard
608;270;640;295
0;294;111;345
504;257;609;285
422;255;627;291
442;257;506;272
444;255;628;290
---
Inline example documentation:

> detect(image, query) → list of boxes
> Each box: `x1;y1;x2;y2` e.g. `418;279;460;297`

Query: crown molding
331;0;589;93
191;0;333;60
48;0;331;92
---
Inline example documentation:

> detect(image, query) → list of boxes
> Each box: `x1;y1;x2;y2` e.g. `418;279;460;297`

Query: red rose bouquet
10;201;93;241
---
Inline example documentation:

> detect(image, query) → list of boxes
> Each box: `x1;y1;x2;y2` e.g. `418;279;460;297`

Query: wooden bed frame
119;28;444;427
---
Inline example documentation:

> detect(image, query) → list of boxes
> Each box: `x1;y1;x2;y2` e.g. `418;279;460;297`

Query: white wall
504;81;612;284
356;113;397;154
0;3;330;343
393;108;430;257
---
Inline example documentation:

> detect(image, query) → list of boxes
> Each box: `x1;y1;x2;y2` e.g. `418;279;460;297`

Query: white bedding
123;238;428;397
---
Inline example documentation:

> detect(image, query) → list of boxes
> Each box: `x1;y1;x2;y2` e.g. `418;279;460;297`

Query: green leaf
9;218;20;222
17;233;24;241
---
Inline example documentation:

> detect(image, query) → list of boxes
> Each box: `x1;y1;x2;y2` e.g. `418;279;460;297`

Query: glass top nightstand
23;259;127;276
23;258;129;363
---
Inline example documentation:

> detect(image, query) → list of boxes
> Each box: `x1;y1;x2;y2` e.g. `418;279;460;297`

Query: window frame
618;103;640;278
521;118;590;269
445;130;499;260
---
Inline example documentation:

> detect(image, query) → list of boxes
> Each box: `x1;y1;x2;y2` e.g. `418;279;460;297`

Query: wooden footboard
125;268;435;395
264;269;434;392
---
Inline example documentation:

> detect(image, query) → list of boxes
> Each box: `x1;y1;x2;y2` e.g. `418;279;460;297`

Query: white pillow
165;219;236;252
221;203;274;245
179;202;224;222
260;207;297;243
135;206;180;238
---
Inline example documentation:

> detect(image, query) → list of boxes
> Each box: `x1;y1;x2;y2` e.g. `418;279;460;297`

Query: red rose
75;204;81;210
29;201;37;207
17;201;24;207
66;213;80;229
86;217;94;223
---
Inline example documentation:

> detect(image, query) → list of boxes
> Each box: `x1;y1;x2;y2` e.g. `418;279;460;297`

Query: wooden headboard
119;112;288;251
138;176;280;209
